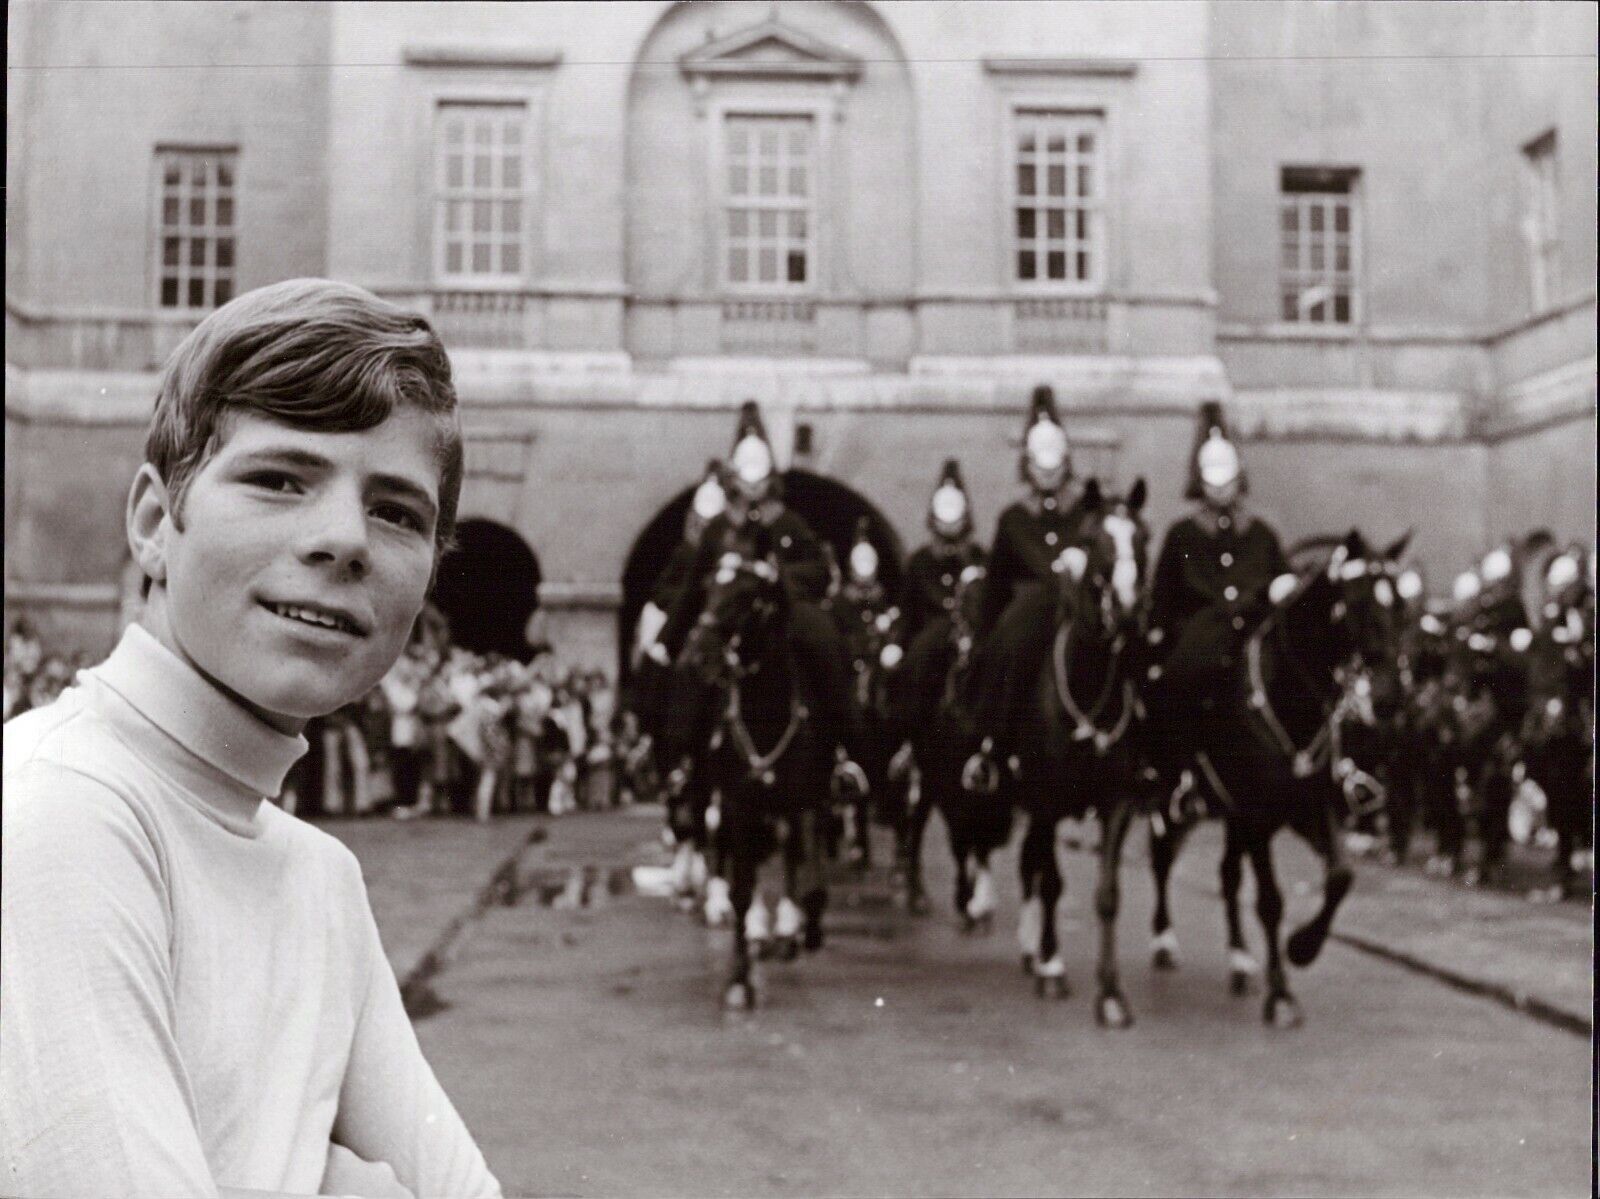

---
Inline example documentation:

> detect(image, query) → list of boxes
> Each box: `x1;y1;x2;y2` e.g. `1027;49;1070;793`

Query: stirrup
962;741;1001;796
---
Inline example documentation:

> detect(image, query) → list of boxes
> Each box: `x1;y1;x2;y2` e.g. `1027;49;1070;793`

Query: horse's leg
1245;829;1301;1028
724;823;758;1010
1286;787;1354;968
772;815;804;962
1149;816;1190;969
1030;816;1069;999
1013;811;1043;966
1221;822;1257;994
902;766;932;914
797;803;829;953
1094;796;1137;1027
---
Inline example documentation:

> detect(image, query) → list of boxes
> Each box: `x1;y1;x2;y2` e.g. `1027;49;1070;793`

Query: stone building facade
6;0;1595;670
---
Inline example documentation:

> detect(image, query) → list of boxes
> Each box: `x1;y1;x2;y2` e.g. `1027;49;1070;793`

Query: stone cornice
983;57;1138;78
402;45;562;70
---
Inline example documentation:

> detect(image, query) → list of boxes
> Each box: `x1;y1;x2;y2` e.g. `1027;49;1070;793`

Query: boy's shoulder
3;685;130;796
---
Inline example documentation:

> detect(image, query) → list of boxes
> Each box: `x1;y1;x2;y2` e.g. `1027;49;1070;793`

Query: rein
1051;616;1135;755
724;677;808;787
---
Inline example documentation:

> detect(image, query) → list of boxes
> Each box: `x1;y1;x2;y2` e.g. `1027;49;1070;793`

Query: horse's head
679;527;788;689
1057;477;1150;636
1269;529;1411;685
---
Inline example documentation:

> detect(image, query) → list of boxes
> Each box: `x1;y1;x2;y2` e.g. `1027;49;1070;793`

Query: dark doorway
617;469;903;682
431;519;542;661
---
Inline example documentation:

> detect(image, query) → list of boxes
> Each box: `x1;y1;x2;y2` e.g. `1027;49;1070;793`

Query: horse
1146;530;1406;1027
678;531;836;1009
1005;478;1153;1025
901;560;1014;930
826;582;904;871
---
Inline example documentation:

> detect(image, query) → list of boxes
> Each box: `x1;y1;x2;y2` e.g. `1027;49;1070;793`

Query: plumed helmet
686;459;727;538
1020;384;1070;484
847;516;880;583
1185;400;1248;500
928;457;973;539
728;400;779;499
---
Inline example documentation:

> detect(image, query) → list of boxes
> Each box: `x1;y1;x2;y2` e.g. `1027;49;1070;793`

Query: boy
2;279;501;1198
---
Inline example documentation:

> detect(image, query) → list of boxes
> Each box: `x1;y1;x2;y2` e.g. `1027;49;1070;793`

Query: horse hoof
1229;970;1254;997
1152;947;1177;971
1285;927;1322;968
1096;992;1134;1029
803;926;825;954
723;981;756;1011
1263;993;1303;1029
1035;974;1070;1001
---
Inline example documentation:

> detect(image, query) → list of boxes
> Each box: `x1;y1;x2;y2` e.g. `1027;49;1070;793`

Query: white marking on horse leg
967;867;996;919
774;896;803;939
1034;955;1066;978
745;895;771;942
1229;948;1259;975
704;876;733;926
1018;896;1043;957
1151;928;1179;958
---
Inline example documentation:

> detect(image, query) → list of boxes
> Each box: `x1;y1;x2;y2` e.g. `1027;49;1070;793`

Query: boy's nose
300;494;371;577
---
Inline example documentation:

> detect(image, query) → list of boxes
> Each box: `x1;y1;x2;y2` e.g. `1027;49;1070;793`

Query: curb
399;823;549;1017
1329;930;1591;1039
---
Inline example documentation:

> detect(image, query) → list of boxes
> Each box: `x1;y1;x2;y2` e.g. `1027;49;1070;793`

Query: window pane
1335;243;1349;272
501;242;521;275
193;160;209;186
787;211;807;239
188;239;207;267
1018;128;1036;153
446;242;463;273
786;251;806;283
729;210;749;237
1309;205;1324;232
787;166;807;197
446;200;463;232
163;237;180;267
216;196;233;227
163;196;180;226
502;154;521;189
1333;292;1350;323
1047;165;1065;197
1018;164;1035;196
445;118;464;146
758;247;777;283
161;277;180;307
1017;208;1035;239
1047;208;1065;239
1334;204;1350;233
1075;210;1087;240
729;165;749;195
787;126;807;154
473;201;492;233
216;238;234;268
1046;250;1065;279
1076;163;1092;197
164;161;182;187
728;126;749;156
758;128;779;156
1282;291;1298;321
729;246;748;283
474;155;492;188
501;118;521;146
1309;243;1324;270
214;277;233;305
447;155;464;188
758;166;778;196
189;196;206;225
472;120;492;146
1018;251;1036;280
758;211;778;238
188;278;206;308
472;244;491;273
500;200;521;234
1076;250;1089;279
1077;133;1094;154
1046;131;1065;153
1281;204;1298;232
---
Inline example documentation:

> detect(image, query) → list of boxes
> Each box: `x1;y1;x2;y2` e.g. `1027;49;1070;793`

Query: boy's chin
230;668;377;729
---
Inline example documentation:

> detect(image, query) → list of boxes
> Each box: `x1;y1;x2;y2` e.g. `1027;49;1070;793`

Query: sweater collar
90;624;308;821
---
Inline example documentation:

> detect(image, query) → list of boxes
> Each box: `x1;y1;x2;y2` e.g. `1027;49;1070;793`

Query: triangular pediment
681;18;862;81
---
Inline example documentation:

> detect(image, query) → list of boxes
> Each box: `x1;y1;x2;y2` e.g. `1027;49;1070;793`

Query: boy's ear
126;464;174;586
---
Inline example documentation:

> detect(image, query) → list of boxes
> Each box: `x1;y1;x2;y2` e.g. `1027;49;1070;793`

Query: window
1012;110;1104;288
1522;130;1559;311
154;148;237;310
435;102;527;283
1279;167;1360;325
723;114;814;291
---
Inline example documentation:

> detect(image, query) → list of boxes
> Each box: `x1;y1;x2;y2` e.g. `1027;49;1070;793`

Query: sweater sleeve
331;862;501;1199
0;761;219;1198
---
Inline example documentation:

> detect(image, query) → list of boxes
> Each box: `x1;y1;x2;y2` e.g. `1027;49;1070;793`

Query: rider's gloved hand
879;642;904;670
645;641;671;667
830;747;869;801
962;737;1002;795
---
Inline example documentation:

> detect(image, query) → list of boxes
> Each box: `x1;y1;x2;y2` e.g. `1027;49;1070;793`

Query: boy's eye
373;502;427;534
243;470;301;493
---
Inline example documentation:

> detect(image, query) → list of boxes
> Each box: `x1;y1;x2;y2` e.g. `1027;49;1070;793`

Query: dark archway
617;469;904;682
431;518;542;661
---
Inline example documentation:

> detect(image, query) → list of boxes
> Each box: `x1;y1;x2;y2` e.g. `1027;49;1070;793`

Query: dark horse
1147;530;1405;1026
1006;479;1152;1025
902;559;1014;930
679;531;835;1010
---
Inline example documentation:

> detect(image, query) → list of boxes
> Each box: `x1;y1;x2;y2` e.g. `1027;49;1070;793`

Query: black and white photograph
3;2;1595;1196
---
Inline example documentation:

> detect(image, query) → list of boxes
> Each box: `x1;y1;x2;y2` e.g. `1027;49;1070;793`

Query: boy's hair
145;277;464;552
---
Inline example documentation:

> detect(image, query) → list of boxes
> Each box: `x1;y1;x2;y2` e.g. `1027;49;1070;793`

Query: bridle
1050;515;1144;756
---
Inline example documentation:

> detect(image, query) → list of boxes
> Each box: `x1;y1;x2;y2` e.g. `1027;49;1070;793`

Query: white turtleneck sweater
2;625;501;1199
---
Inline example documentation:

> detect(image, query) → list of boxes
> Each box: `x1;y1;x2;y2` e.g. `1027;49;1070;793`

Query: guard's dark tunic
649;538;700;615
977;493;1089;637
897;539;986;648
1148;505;1288;686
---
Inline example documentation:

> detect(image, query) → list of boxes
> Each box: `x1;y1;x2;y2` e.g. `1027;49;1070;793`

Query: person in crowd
2;278;502;1197
964;385;1092;786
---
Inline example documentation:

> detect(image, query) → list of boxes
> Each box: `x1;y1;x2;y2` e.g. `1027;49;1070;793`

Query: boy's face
138;408;444;733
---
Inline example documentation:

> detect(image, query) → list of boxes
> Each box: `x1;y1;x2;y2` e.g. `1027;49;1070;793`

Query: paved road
339;808;1593;1199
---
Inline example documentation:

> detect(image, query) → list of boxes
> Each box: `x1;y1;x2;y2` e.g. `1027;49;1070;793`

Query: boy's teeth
273;603;347;631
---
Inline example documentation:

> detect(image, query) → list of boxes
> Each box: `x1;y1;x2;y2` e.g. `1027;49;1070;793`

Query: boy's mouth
261;600;368;638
